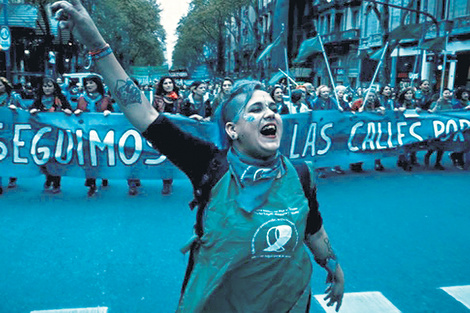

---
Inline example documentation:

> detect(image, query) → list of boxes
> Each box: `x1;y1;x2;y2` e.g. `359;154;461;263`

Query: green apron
177;159;313;313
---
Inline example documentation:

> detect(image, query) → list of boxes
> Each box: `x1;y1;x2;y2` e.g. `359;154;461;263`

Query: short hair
316;85;329;96
455;87;469;100
219;80;264;125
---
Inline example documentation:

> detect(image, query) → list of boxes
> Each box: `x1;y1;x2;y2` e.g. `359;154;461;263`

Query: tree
26;0;166;71
172;0;261;78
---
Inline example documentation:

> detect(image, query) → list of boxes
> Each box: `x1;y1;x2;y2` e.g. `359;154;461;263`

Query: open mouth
260;124;277;137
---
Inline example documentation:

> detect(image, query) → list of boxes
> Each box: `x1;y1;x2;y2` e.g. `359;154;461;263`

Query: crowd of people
1;72;469;195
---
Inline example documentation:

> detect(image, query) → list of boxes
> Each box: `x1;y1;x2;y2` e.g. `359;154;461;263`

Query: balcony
322;29;360;44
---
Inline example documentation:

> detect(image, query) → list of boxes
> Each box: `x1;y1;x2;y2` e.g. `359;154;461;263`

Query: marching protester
181;81;212;120
270;85;290;114
51;1;344;312
311;85;339;111
415;79;434;110
75;74;114;196
335;85;352;111
211;77;233;116
450;87;470;169
30;76;73;193
151;75;183;195
302;82;316;109
290;89;311;113
395;87;420;170
0;76;24;194
424;88;456;170
378;84;395;110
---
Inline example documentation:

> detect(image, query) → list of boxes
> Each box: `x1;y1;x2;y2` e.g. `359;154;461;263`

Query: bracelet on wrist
89;45;113;61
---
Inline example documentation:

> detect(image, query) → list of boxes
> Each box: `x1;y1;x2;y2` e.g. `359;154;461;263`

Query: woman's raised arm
51;0;158;132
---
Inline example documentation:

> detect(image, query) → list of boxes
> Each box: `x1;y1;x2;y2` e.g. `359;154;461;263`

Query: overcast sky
158;0;191;68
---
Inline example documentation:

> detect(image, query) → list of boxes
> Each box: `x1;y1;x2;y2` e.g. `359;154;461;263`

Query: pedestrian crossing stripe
440;285;470;310
314;291;401;313
30;308;108;313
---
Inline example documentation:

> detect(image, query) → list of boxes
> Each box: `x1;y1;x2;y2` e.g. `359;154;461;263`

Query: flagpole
278;68;298;86
362;41;390;111
318;35;341;110
281;24;292;104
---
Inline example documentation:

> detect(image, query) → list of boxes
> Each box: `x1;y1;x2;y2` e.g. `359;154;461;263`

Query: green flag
421;37;446;52
370;46;386;61
294;36;323;63
256;35;282;63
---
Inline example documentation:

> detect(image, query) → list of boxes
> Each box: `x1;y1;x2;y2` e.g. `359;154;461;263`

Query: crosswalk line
31;308;108;313
441;285;470;309
314;291;401;313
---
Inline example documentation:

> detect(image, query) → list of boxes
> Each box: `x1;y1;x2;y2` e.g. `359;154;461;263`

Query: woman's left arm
305;226;344;312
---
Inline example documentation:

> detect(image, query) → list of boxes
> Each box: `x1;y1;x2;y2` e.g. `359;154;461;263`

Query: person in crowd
350;90;386;172
0;76;24;193
51;2;345;312
151;75;184;195
30;76;73;193
270;85;289;115
211;77;233;115
311;85;339;111
21;82;36;100
395;87;421;170
415;79;434;110
302;82;316;109
450;87;470;169
290;89;311;114
378;85;395;110
180;81;212;120
424;88;456;170
310;86;345;175
75;74;114;196
335;85;352;111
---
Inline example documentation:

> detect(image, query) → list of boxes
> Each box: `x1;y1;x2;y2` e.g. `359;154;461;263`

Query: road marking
31;308;108;313
440;285;470;309
314;291;401;313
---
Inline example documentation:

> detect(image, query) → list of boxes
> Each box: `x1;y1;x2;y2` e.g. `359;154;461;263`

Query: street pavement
1;152;469;313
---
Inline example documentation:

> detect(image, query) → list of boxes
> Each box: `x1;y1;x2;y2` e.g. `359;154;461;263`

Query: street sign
0;26;11;51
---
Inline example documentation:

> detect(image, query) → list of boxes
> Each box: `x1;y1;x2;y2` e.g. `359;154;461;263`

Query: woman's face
162;78;174;93
222;80;233;94
43;81;55;96
273;88;283;102
227;90;283;159
336;90;344;98
461;91;469;100
382;86;392;96
0;81;5;94
194;84;207;97
85;80;98;93
420;81;430;91
404;90;414;100
319;87;330;100
443;90;452;99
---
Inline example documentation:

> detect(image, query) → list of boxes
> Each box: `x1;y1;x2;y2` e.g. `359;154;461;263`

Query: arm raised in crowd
51;0;158;132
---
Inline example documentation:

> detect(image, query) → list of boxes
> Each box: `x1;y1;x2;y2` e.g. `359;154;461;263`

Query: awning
390;39;470;56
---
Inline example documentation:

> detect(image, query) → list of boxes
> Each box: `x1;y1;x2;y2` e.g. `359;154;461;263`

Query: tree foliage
26;0;166;70
172;0;255;76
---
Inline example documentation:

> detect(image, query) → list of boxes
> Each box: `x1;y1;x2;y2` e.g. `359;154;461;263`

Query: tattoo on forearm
114;79;142;107
324;238;335;258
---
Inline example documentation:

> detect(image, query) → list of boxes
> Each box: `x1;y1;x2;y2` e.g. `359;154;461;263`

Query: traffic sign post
0;25;11;51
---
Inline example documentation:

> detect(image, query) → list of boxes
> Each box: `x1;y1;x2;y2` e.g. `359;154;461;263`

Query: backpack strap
293;160;315;198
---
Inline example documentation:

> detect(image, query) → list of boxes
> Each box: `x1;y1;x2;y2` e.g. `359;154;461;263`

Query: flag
421;37;446;52
388;23;424;41
256;35;282;63
370;46;387;61
293;36;322;63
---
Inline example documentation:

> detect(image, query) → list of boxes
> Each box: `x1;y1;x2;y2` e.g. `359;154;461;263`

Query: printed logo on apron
251;218;299;259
